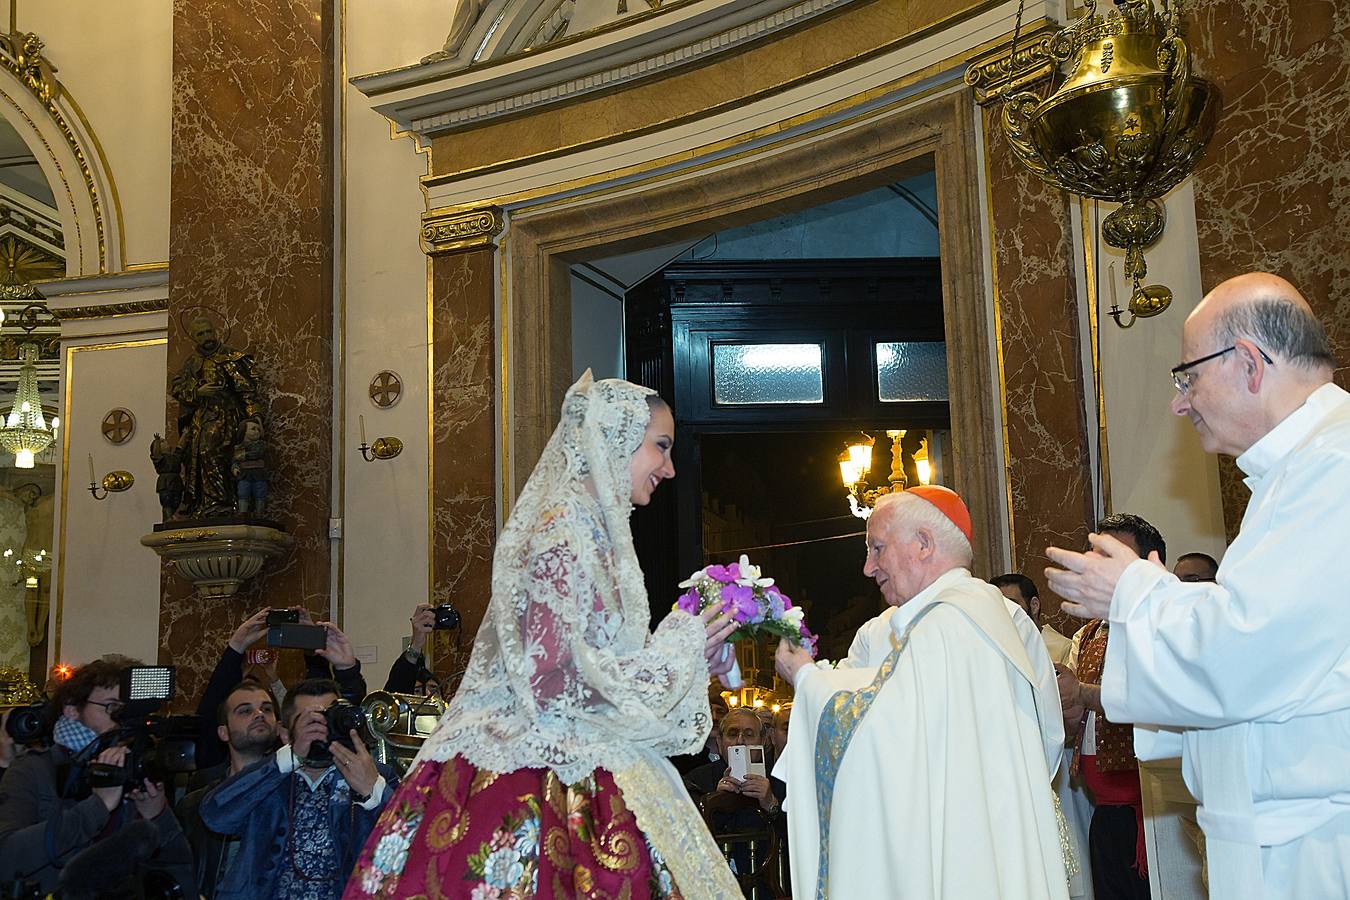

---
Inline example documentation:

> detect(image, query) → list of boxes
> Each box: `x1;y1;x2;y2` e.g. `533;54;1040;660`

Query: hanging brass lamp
1001;0;1220;327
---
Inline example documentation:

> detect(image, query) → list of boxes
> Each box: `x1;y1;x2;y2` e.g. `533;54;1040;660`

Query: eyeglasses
1171;344;1274;394
84;699;124;716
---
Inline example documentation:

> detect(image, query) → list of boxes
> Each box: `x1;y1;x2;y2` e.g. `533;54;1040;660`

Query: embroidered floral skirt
343;756;684;899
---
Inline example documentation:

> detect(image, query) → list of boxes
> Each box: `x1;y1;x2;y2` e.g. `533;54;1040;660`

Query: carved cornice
965;22;1060;107
356;0;853;138
421;207;504;255
49;297;168;320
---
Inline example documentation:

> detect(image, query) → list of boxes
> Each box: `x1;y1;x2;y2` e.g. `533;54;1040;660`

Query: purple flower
770;587;793;610
722;584;758;623
766;592;785;619
705;565;734;583
676;589;701;615
726;563;741;581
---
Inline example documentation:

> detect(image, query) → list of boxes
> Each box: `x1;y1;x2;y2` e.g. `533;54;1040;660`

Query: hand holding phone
727;744;766;781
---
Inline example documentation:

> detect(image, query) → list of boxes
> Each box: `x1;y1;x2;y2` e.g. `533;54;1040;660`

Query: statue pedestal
141;519;292;598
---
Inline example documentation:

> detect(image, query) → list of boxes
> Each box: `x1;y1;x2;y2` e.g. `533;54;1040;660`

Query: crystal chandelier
0;304;58;468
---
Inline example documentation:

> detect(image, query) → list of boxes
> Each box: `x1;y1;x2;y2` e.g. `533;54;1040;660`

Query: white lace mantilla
415;373;713;786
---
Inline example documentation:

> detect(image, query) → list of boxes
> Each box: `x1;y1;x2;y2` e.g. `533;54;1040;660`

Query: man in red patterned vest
1059;513;1166;900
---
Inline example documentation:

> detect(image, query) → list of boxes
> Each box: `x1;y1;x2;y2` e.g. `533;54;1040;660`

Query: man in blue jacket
200;677;397;900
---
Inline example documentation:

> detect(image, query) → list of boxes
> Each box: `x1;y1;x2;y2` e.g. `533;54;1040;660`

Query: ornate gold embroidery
436;760;462;802
544;770;568;819
594;830;639;874
612;759;742;899
469;768;500;795
545;825;573;869
574;863;595;894
423;808;469;851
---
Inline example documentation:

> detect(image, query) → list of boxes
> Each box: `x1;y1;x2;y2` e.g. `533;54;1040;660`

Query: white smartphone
727;744;767;780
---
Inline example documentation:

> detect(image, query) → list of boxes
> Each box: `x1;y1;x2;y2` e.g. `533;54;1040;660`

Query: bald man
1046;273;1349;900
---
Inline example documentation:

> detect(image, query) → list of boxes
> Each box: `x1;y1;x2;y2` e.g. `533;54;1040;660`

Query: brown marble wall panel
981;105;1094;637
1189;3;1350;540
163;0;335;705
429;249;496;680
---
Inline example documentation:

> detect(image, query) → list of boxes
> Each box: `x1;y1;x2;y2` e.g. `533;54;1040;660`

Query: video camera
83;666;200;790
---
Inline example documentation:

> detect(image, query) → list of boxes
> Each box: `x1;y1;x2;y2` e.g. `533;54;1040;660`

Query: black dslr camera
432;602;461;630
84;666;201;790
304;699;369;763
2;699;46;745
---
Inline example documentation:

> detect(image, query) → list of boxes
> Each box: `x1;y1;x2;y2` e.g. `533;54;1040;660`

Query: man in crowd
195;607;366;771
199;677;397;900
1058;513;1166;900
775;486;1067;898
993;571;1073;665
1048;272;1349;899
176;679;280;899
384;602;436;693
1172;552;1219;583
0;656;192;894
685;706;782;816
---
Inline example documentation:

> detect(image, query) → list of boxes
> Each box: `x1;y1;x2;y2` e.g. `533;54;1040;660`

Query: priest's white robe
838;597;1064;778
1102;383;1350;900
776;568;1068;899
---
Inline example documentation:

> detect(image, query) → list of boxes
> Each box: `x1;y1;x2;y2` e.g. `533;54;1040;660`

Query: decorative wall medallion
369;370;403;409
101;408;135;444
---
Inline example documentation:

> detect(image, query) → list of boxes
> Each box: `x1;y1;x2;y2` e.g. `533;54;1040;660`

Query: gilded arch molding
501;86;1004;577
0;29;122;275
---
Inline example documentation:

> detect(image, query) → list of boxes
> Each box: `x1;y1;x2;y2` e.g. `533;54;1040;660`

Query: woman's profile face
628;402;676;506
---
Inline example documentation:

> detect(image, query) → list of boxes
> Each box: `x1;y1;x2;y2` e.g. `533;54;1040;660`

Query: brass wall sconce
357;415;403;462
87;454;134;500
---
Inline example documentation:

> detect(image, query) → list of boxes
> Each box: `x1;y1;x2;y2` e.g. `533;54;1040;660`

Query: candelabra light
87;453;133;500
357;415;403;462
841;430;938;519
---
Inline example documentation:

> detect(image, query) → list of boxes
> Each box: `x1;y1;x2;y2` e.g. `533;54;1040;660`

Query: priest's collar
888;567;971;637
1237;383;1346;479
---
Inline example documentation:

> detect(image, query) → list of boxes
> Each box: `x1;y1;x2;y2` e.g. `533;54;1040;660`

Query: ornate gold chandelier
1001;0;1220;327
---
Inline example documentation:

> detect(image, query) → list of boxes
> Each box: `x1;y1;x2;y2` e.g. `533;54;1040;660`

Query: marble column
1189;3;1350;539
981;104;1095;637
162;0;335;703
422;209;500;686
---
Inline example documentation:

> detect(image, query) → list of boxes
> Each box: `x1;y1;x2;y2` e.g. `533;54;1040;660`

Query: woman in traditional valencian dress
344;374;743;899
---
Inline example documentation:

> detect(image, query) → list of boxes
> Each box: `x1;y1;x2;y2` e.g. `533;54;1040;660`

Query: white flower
781;606;805;626
734;554;775;588
678;568;713;589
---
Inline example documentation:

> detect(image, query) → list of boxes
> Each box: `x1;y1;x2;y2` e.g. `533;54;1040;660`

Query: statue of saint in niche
170;316;260;518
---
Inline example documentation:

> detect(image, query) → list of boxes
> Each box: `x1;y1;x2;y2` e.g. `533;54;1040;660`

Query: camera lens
433;604;461;630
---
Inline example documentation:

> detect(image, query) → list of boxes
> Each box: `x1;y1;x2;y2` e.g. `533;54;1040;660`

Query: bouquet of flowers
674;554;817;654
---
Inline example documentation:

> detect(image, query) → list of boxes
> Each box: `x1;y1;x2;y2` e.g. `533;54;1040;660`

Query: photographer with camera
0;657;192;895
175;678;280;899
382;602;458;694
195;607;367;772
198;677;397;900
0;667;42;785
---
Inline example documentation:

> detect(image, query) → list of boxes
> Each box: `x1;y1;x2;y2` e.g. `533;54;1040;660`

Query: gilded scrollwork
420;207;503;255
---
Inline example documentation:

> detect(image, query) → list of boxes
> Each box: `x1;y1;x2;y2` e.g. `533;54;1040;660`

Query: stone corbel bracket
141;524;293;599
421;206;504;255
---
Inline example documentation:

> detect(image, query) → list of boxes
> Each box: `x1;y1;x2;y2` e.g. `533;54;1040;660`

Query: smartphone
266;609;300;626
727;744;767;780
266;623;326;650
